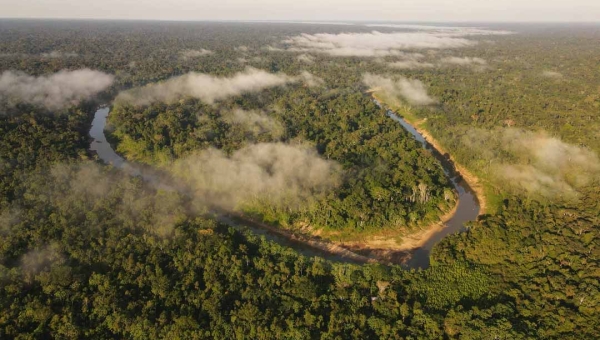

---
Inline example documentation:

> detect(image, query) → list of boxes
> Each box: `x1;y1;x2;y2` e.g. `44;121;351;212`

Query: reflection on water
89;103;480;269
89;107;362;263
89;107;125;168
385;108;480;269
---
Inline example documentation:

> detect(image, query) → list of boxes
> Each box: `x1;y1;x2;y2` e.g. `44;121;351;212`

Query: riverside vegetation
0;20;598;338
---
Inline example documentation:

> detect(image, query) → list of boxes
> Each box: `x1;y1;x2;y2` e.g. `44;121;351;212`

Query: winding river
385;110;480;268
90;107;367;264
90;103;480;269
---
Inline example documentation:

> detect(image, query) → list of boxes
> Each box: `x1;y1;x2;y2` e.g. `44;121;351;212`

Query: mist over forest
0;19;599;339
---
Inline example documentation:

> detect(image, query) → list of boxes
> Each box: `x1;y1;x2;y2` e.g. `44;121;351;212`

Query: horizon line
1;17;599;25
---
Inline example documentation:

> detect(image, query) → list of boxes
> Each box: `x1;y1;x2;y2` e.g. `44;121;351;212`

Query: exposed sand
95;95;486;266
316;92;489;263
230;94;488;265
287;92;490;265
223;212;380;264
323;196;459;265
405;118;487;215
371;92;488;215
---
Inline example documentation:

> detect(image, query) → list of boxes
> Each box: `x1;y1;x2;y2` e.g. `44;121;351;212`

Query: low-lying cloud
388;60;435;69
461;127;600;199
223;108;284;139
387;53;435;69
19;243;64;275
44;162;186;237
0;69;114;111
116;68;319;106
171;143;341;210
364;24;513;36
180;49;213;59
386;55;487;70
279;26;511;57
235;46;250;52
283;31;475;57
440;56;487;66
297;53;315;64
298;71;325;87
542;71;563;79
246;20;354;26
0;207;21;236
41;51;79;58
363;73;436;106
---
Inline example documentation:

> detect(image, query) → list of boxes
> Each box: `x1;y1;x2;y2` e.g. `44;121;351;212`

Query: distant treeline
0;20;598;339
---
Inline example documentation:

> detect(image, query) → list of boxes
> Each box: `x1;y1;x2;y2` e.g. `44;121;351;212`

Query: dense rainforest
0;20;598;339
109;89;452;238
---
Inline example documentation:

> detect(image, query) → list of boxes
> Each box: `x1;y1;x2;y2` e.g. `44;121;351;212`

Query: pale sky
1;0;599;22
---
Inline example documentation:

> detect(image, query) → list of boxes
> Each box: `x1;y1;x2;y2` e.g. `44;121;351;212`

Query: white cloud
542;70;563;78
235;46;250;52
41;51;79;58
19;243;64;275
364;24;513;36
386;53;434;69
180;49;213;59
461;127;600;199
280;26;512;57
298;71;325;87
243;20;355;26
363;73;436;106
297;53;315;64
223;108;284;139
0;69;114;111
440;56;487;66
172;143;341;210
266;45;287;52
388;60;435;69
283;31;476;57
116;68;321;106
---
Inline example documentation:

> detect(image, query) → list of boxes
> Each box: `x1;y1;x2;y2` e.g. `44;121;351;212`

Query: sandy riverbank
225;94;488;266
371;93;488;215
91;96;485;267
403;117;487;215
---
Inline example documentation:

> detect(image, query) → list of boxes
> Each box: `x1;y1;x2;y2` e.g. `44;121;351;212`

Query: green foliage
109;88;452;237
0;105;93;205
413;262;491;310
435;194;600;338
1;21;599;339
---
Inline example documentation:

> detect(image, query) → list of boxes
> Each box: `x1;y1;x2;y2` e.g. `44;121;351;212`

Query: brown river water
90;103;480;269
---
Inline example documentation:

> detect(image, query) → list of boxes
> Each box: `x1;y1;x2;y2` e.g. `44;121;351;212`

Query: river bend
90;103;480;269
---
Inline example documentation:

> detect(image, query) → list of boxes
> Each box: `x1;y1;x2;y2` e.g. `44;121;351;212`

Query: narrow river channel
89;106;364;263
385;110;480;268
90;103;480;269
